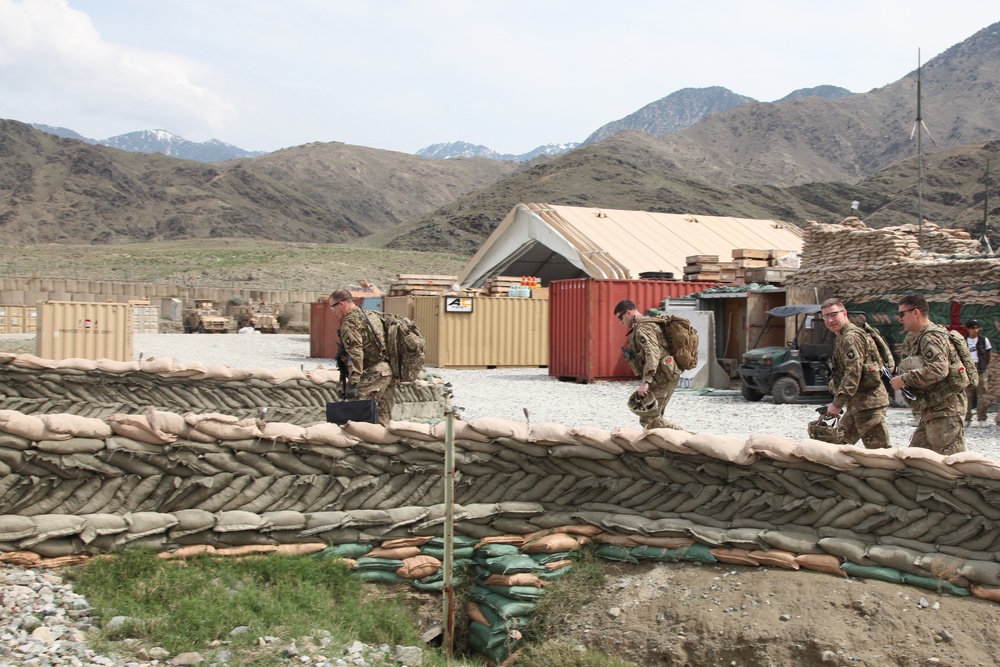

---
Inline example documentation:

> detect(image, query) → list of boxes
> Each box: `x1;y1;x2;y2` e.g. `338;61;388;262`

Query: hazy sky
0;0;995;155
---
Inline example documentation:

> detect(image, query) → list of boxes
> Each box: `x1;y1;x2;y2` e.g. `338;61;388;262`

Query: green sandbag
475;543;523;558
536;564;573;581
900;572;971;596
479;584;544;600
482;555;544;574
420;546;475;560
410;578;444;592
426;534;480;548
467;620;511;649
631;545;684;562
478;601;530;631
595;544;638;563
316;543;372;559
677;544;717;564
354;569;407;583
842;561;904;584
354;557;405;571
528;550;578;565
471;587;537;618
468;622;520;665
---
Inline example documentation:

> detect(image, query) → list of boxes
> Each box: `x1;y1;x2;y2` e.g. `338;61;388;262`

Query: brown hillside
0;120;516;244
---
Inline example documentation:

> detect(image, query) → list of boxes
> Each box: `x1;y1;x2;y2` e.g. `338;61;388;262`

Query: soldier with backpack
329;288;396;425
890;294;973;455
613;299;691;430
819;298;890;448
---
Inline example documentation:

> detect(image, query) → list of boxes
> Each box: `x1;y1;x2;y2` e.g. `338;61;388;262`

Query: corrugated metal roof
458;203;805;287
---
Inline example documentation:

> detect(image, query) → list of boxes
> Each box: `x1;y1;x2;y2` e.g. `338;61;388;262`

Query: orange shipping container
36;301;134;362
548;279;718;383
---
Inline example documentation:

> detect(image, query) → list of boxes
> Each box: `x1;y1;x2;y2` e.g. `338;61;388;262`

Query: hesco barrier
0;353;452;424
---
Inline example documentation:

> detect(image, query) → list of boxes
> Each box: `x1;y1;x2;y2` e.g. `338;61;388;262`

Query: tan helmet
627;390;659;418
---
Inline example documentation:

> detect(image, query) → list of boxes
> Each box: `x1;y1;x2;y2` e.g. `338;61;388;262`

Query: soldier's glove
345;383;359;400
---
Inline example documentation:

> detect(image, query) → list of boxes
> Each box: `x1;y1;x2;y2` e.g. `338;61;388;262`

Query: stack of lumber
684;255;731;282
484;275;525;296
789;218;996;303
388;275;459;296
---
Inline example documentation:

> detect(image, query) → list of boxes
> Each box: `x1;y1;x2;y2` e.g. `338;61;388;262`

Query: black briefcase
326;400;379;425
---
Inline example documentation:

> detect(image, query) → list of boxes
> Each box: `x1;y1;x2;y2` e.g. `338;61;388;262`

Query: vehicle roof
765;304;823;317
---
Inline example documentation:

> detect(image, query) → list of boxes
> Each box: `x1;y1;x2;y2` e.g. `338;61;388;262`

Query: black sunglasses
896;308;916;319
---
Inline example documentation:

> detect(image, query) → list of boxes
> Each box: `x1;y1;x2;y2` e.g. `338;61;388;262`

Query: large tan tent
458;203;805;287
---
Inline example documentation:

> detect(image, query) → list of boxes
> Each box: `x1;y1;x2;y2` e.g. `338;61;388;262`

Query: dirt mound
557;561;999;667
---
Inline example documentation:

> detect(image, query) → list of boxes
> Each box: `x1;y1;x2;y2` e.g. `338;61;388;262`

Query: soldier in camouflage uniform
329;288;395;425
613;299;682;430
820;299;890;448
890;294;967;455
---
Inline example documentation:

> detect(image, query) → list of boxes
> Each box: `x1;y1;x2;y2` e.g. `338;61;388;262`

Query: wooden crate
733;249;769;260
744;267;797;284
685;254;719;265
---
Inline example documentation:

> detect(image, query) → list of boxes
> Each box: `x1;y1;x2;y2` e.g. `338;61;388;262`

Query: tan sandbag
0;551;42;566
631;536;695;548
367;545;422;559
39;555;91;568
793;439;859;470
528;423;576;445
36;437;106;455
380;536;433;549
467;601;490;626
10;354;58;370
549;524;602;537
215;511;263;533
267;368;309;384
341;421;401;444
107;414;177;445
274;543;326;556
396;554;442;579
387;421;437;441
158;545;218;560
685;432;756;465
214;545;279;557
467;417;530;441
748;549;799;570
640;427;698;455
710;547;761;566
945;451;1000;479
169;360;210;378
301;423;361;447
521;533;580;554
41;413;113;439
304;368;338;385
151;410;217;443
747;433;798;462
897;448;963;480
0;410;60;441
484;573;547;587
449;420;491;443
55;358;98;372
592;533;640;547
613;428;661;453
184;413;263;441
0;516;36;541
476;535;526;547
544;559;574;571
139;357;178;374
96;359;140;373
249;368;278;382
568;426;624;454
260;422;308;443
839;445;906;470
795;553;848;577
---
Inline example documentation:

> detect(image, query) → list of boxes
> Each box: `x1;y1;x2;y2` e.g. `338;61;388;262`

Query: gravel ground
122;333;1000;459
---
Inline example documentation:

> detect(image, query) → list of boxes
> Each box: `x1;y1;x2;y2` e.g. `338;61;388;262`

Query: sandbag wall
0;353;450;424
789;217;997;304
3;411;1000;593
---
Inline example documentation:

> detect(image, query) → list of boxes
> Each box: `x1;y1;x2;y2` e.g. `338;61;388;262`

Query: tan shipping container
0;305;39;333
36;301;134;361
386;295;547;368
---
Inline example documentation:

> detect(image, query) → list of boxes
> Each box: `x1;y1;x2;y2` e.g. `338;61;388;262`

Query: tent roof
458;203;805;287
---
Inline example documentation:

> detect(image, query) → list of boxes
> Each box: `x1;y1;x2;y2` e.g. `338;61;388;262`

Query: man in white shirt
965;319;992;426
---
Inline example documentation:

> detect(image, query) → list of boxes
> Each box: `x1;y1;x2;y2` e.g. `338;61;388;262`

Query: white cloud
0;0;235;139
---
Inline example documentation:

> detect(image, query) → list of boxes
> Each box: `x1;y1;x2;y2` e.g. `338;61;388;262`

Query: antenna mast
910;49;925;248
985;159;995;254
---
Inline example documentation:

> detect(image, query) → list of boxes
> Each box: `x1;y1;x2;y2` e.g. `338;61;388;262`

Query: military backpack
363;311;427;382
646;315;699;371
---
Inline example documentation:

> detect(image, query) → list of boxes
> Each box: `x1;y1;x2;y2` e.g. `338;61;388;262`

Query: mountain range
30;125;266;162
4;19;1000;254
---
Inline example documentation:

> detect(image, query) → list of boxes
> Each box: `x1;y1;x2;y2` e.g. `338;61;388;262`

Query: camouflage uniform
898;322;967;455
624;316;682;430
340;308;395;425
828;322;890;449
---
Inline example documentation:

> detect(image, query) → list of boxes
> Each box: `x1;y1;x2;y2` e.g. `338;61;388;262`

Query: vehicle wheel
740;381;764;402
771;377;800;404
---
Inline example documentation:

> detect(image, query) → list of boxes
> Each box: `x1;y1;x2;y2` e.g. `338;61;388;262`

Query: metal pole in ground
442;410;455;661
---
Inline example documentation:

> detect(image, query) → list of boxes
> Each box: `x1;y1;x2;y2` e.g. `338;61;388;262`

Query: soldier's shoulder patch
845;348;858;361
923;346;938;360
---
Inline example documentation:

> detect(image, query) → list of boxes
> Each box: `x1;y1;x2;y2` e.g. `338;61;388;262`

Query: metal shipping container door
36;301;133;361
549;279;719;382
309;300;335;359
